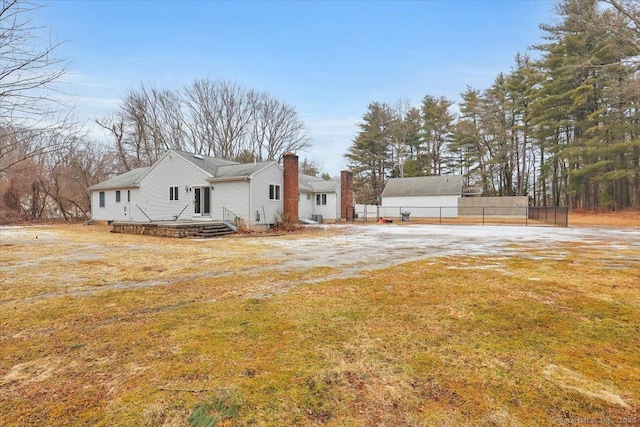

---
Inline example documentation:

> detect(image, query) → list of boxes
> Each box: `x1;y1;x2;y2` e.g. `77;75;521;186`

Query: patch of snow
262;224;640;276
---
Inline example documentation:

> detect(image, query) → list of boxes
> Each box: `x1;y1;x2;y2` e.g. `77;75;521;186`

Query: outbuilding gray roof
87;167;150;191
381;176;463;197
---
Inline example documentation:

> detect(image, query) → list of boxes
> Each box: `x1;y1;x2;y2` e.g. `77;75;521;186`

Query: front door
193;187;211;216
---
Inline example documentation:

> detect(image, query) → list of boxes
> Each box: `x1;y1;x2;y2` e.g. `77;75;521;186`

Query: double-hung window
169;186;179;201
115;190;121;203
99;191;105;208
269;184;281;200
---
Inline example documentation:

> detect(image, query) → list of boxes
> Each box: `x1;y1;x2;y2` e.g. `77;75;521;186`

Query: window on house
115;190;121;203
127;190;130;202
307;194;311;200
269;184;281;200
316;193;327;206
99;191;105;208
169;186;179;201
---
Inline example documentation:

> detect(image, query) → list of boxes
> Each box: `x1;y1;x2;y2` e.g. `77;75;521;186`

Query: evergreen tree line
346;0;640;209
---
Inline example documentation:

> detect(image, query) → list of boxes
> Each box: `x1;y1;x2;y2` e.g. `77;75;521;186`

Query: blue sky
40;0;557;176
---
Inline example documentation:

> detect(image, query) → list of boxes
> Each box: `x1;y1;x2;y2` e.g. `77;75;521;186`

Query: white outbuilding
380;175;463;218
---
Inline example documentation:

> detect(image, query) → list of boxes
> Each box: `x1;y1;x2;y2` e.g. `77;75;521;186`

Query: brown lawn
0;221;638;426
569;209;640;227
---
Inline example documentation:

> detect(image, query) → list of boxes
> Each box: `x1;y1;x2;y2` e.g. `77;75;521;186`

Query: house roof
88;149;340;192
87;167;150;191
172;150;279;181
213;161;278;180
381;176;463;197
299;174;340;193
172;150;238;176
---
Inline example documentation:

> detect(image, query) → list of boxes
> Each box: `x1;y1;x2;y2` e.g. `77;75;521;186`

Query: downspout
248;176;252;229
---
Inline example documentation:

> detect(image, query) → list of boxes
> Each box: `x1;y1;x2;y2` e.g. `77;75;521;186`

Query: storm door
193;187;211;216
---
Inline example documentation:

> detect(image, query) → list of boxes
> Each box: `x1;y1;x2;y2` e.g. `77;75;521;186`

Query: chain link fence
353;204;569;227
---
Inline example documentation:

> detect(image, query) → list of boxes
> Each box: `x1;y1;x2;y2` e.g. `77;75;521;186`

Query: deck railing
222;207;240;231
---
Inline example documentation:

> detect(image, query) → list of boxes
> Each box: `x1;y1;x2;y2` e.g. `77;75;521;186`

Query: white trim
269;183;281;200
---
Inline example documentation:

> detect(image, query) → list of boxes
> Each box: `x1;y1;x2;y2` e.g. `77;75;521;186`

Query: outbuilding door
193;187;211;217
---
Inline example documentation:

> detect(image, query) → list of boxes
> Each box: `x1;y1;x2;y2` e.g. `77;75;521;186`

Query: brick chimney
283;152;299;222
340;170;353;221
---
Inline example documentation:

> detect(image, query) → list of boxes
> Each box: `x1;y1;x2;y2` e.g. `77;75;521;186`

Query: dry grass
569;210;640;227
1;223;638;426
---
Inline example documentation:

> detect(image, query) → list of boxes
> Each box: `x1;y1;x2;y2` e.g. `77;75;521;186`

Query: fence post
525;206;528;226
439;207;442;224
482;207;485;225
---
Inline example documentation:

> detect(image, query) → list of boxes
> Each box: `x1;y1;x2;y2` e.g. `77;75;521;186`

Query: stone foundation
111;223;204;238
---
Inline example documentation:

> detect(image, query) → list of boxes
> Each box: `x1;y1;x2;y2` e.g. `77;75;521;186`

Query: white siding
311;192;339;221
91;190;122;221
299;183;341;222
299;193;314;220
89;153;289;228
211;180;250;222
137;152;211;221
92;189;143;222
328;184;342;220
249;163;284;227
381;195;459;217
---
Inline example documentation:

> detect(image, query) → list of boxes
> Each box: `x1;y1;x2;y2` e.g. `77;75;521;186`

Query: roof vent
194;154;204;160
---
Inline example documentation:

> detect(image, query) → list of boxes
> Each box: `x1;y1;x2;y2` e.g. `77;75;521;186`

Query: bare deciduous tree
101;79;310;170
39;138;114;220
97;84;186;169
0;0;74;175
299;158;321;176
0;0;67;119
250;92;310;162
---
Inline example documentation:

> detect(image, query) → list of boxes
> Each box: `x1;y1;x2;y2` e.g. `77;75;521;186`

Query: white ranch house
88;150;350;228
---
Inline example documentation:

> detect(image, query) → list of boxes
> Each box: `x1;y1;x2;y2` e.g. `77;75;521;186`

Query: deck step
194;223;236;238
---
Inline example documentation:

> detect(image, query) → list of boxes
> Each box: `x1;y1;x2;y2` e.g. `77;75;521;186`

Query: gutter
88;184;141;191
207;176;251;183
